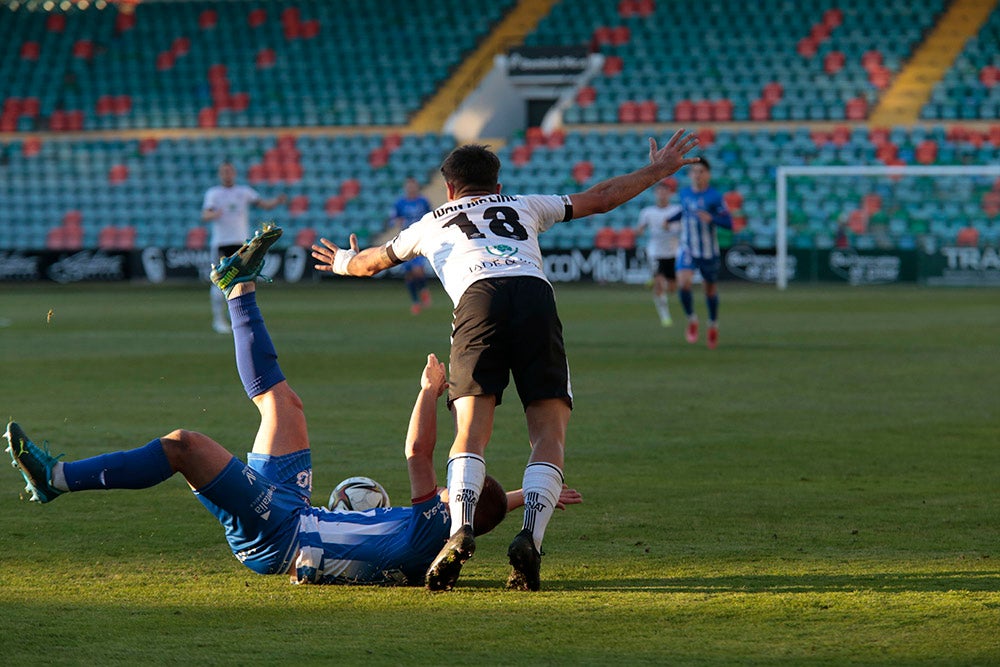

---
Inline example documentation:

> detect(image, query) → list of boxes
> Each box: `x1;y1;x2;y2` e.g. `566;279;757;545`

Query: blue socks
679;288;694;317
63;438;173;491
228;292;285;398
707;294;719;322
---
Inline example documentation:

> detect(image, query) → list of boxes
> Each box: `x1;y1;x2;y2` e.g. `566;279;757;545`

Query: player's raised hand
648;129;701;177
421;352;448;397
311;234;359;273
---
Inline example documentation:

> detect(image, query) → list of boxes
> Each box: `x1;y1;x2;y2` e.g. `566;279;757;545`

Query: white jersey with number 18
387;194;573;305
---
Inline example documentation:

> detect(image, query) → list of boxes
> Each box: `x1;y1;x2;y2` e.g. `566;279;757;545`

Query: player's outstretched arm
255;193;288;210
569;130;700;219
505;484;582;512
311;234;400;277
406;353;448;501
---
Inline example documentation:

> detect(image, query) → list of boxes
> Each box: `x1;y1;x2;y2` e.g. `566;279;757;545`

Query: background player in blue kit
389;177;434;314
676;158;733;350
6;226;580;585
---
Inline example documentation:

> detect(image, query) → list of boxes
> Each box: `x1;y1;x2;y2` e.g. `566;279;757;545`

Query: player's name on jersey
432;194;520;219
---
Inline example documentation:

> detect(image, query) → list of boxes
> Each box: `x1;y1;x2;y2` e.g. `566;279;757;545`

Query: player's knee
160;429;208;460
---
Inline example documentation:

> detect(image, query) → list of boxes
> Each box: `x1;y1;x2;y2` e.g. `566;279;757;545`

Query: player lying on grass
5;226;581;585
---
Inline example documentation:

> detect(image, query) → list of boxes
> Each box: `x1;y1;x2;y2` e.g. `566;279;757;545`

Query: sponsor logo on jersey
486;244;518;258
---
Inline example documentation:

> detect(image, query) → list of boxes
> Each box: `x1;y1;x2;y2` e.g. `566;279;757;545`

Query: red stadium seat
576;86;596;106
139;138;158;155
72;40;94;59
117;226;137;250
156;52;175;71
610;26;631;46
22;137;42;157
383;133;403;151
862;194;882;214
295;228;317;247
956;226;979;247
750;99;771;121
63;210;82;227
98;226;118;249
368;147;389;168
46;227;67;250
763;82;783;103
256;48;277;69
198;10;218;29
602;55;624;76
46;13;65;32
185;227;207;249
300;19;320;39
340;179;362;200
697;128;716;147
618;101;638;123
592;26;614;48
525;126;545;147
712;99;733;121
289;196;309;216
693;100;712;122
511;145;532;166
831;125;851;146
615;227;637;249
823;51;845;74
572;161;594;184
545;128;565;148
723;191;743;211
20;42;40;60
172;37;190;57
248;8;267;28
108;164;129;184
593;227;616;250
845;97;868;120
823;8;843;28
198;107;217;128
64;226;83;250
325;195;347;215
796;37;817;58
637;100;657;123
674;99;694;122
115;11;136;33
979;65;1000;87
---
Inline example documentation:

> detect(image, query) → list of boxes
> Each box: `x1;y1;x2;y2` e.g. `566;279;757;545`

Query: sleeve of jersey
246;187;262;205
523;194;574;233
202;189;215;211
710;193;733;229
386;219;423;263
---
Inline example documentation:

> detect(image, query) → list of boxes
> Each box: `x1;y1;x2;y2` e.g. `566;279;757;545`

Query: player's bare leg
507;397;570;591
426;394;495;591
705;281;719;350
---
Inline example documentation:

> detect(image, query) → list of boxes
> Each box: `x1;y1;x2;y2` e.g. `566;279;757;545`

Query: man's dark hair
472;475;507;537
697;156;711;171
440;144;500;193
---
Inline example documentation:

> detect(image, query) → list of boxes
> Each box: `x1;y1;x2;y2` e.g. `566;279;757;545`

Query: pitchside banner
1;246;997;286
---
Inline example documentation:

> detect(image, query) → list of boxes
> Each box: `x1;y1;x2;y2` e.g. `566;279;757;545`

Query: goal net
775;165;1000;289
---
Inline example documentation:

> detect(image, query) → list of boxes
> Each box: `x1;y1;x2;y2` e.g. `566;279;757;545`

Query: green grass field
1;280;998;665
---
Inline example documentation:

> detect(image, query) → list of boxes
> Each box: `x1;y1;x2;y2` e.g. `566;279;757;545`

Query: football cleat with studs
506;528;543;591
210;223;284;296
5;421;64;503
425;524;475;591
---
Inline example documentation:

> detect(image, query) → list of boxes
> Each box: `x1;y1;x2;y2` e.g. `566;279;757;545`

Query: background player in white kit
201;161;286;333
635;181;682;326
312;130;700;591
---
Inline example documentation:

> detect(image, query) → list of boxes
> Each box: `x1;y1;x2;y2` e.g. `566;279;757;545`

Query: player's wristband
332;249;357;275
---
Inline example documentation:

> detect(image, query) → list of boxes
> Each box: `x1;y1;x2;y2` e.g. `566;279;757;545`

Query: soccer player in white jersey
6;228;581;585
201;161;286;334
676;158;732;349
635;181;683;326
312;130;700;591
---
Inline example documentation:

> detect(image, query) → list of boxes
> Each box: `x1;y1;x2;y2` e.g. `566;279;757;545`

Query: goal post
775;165;1000;289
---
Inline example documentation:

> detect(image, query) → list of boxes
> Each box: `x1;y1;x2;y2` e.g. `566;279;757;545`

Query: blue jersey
393;195;432;229
678;186;732;260
195;449;451;585
294;497;451;585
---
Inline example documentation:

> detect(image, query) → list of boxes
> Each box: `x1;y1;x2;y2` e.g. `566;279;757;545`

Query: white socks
447;453;486;534
521;462;564;552
211;286;227;324
51;461;68;491
654;295;670;322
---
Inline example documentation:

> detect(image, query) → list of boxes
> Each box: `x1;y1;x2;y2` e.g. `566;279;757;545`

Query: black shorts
449;276;572;410
654;258;676;280
214;244;242;258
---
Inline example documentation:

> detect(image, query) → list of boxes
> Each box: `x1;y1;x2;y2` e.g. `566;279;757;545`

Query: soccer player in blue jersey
390;177;434;314
5;226;580;585
676;158;732;349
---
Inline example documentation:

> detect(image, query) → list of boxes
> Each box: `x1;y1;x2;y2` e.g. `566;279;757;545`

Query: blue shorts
194;449;312;576
403;256;430;274
677;247;721;284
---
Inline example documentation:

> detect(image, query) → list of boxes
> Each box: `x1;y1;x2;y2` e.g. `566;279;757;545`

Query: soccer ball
328;476;391;512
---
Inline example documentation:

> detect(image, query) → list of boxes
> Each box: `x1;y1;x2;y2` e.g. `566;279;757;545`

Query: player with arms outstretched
6;227;579;585
676;158;732;349
312;130;699;591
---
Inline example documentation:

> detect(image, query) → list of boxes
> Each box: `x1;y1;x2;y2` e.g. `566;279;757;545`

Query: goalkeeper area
1;280;998;663
775;164;1000;289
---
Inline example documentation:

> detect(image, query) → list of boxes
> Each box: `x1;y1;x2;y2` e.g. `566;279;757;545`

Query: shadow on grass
543;571;1000;594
